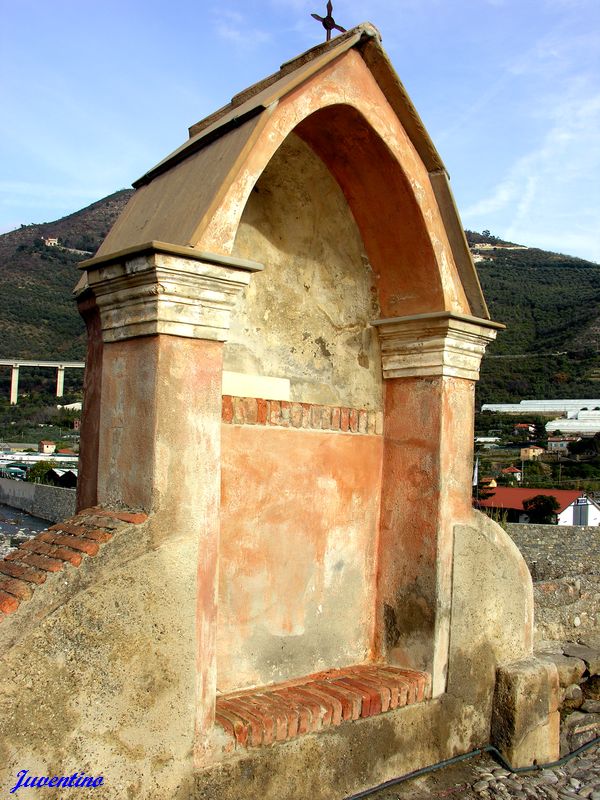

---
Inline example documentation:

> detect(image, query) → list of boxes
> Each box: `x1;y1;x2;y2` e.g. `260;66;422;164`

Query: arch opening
292;103;446;319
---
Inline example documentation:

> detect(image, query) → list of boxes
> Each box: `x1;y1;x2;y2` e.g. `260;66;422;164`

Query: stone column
9;365;19;405
56;365;65;397
372;311;502;696
82;241;262;762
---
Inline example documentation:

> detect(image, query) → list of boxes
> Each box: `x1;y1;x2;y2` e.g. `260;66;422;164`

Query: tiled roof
478;487;583;513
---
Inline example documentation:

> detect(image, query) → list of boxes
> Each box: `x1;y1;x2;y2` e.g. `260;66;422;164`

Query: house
38;440;56;455
479;487;600;525
513;423;535;437
547;436;579;453
520;445;544;460
43;237;59;247
46;468;78;488
501;465;522;483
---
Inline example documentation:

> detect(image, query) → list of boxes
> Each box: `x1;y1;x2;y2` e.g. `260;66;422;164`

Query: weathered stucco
76;294;103;510
374;376;475;693
451;511;535;713
194;511;539;800
0;521;197;800
0;510;540;800
219;425;383;691
228;133;382;409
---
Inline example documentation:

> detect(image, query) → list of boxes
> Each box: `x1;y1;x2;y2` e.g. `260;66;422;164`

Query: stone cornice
84;244;263;343
79;240;263;273
372;311;504;381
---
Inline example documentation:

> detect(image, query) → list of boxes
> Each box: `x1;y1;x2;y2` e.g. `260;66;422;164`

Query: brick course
222;395;383;436
0;507;147;621
215;664;430;750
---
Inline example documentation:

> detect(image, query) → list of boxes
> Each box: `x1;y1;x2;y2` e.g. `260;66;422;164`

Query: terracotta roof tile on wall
0;507;147;620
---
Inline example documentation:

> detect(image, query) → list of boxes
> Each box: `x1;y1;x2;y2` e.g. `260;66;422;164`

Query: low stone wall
0;477;76;522
533;576;600;643
537;641;600;755
505;523;600;648
506;523;600;581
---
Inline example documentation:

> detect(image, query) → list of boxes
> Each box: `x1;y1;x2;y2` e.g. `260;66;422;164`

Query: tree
26;460;57;484
522;495;560;524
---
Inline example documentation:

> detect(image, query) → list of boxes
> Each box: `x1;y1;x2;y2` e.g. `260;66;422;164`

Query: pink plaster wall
218;425;383;692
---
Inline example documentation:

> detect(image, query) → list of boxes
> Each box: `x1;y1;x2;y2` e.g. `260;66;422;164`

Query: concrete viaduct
0;360;85;404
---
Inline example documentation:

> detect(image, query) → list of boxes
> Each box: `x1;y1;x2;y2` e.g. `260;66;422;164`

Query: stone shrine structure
0;23;560;800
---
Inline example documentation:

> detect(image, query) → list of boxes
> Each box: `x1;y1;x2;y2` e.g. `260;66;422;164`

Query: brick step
215;664;431;749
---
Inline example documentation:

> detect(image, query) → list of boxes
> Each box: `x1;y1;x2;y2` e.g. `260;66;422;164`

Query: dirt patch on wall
229;133;382;410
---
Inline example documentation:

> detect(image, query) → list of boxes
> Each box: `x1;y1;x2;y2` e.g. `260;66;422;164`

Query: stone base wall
504;524;600;645
534;577;600;645
505;523;600;581
537;642;600;756
0;477;76;523
0;508;547;799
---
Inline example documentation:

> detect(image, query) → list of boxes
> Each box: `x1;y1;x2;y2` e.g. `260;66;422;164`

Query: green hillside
0;190;133;361
468;233;600;405
0;197;598;405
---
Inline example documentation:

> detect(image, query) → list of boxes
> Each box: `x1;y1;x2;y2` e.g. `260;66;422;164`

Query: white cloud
212;9;271;47
463;79;600;261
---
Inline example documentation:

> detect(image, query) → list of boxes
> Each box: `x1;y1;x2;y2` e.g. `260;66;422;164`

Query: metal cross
311;1;346;42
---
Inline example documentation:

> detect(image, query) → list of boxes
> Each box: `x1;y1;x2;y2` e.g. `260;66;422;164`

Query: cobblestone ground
363;742;600;800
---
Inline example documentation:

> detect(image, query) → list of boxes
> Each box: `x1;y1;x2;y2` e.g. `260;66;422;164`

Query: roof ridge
188;23;381;141
132;24;381;189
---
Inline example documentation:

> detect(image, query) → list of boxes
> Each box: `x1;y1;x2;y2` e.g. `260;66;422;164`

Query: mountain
467;232;600;404
0;196;598;405
0;190;133;361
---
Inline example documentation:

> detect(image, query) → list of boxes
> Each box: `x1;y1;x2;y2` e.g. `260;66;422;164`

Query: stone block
583;675;600;700
491;657;560;767
581;699;600;713
562;683;583;709
505;711;560;768
563;643;600;676
562;711;600;752
538;653;586;687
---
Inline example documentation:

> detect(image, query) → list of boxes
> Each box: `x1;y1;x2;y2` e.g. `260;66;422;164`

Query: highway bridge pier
0;360;85;404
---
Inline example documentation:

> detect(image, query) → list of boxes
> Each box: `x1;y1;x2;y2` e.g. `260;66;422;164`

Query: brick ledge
215;664;431;749
0;506;148;621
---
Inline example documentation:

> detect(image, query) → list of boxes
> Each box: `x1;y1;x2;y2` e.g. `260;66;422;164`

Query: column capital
372;311;504;381
80;241;263;343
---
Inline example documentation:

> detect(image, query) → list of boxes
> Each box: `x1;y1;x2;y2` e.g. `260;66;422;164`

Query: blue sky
1;0;599;262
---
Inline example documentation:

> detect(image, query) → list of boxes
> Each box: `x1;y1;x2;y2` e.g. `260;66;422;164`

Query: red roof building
501;465;522;483
478;487;600;525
